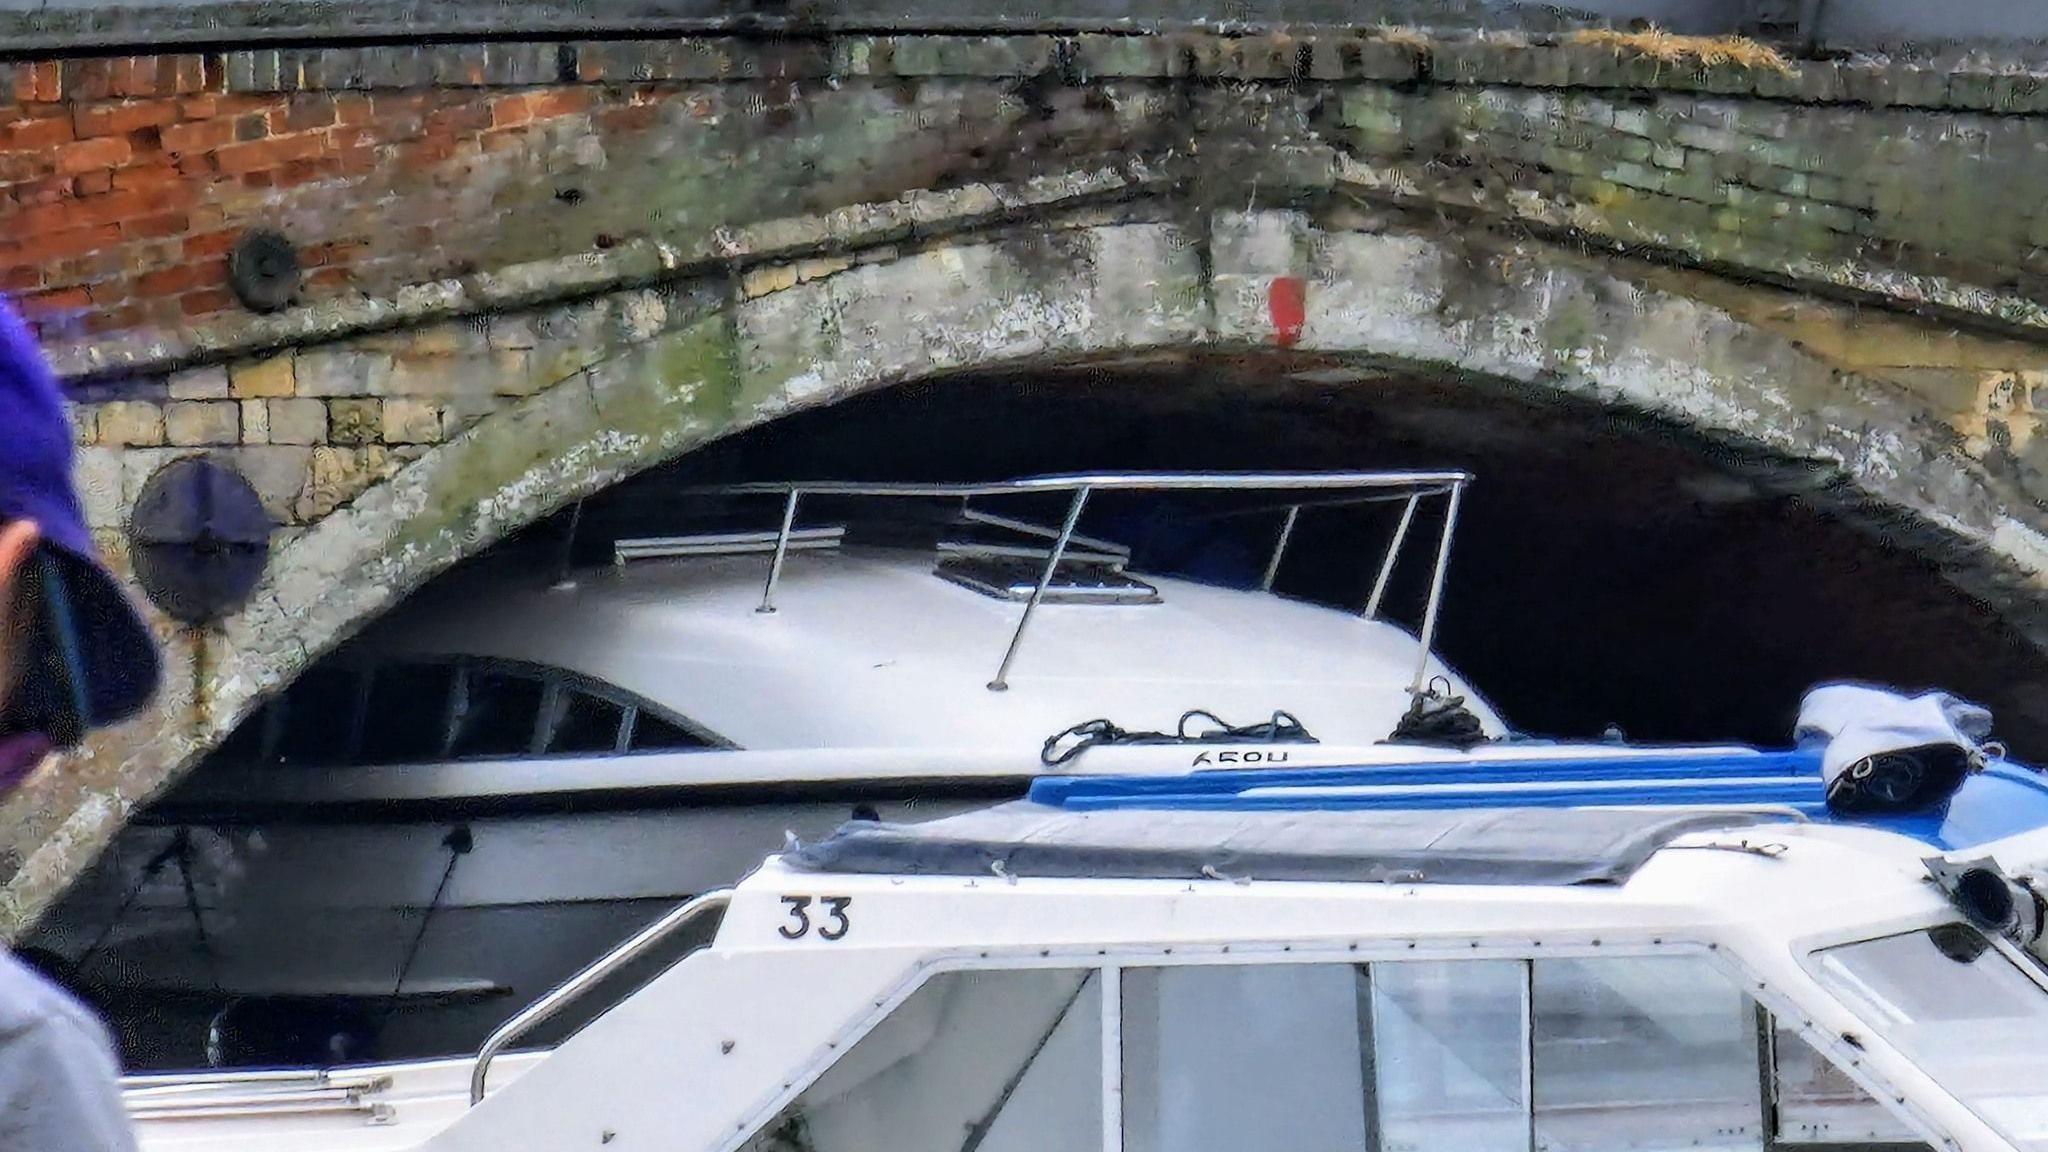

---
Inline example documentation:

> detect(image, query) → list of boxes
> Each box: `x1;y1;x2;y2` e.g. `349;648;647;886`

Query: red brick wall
7;32;1146;352
1;55;634;339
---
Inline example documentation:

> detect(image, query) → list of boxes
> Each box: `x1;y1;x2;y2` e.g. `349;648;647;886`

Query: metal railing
698;470;1472;694
469;889;733;1105
122;1068;395;1124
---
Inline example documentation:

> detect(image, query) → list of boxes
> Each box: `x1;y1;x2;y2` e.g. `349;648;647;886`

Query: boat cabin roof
784;801;1803;886
772;742;2048;887
306;469;1497;754
356;547;1505;752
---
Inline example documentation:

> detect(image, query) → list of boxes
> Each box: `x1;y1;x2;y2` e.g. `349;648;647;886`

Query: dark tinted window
357;663;457;764
545;688;625;754
630;710;712;751
450;667;545;759
274;665;365;767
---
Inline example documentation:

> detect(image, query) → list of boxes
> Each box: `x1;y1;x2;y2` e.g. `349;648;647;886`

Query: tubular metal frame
696;471;1472;696
120;1069;396;1124
470;889;733;1105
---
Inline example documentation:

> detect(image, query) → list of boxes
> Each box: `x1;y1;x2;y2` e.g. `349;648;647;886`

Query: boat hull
26;792;1003;1072
30;740;1794;1072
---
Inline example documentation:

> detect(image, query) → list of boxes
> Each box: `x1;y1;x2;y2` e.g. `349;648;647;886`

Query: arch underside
3;198;2044;933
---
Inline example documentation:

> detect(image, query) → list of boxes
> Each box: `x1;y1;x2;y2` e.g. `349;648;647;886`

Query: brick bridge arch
8;199;2045;930
12;28;2048;927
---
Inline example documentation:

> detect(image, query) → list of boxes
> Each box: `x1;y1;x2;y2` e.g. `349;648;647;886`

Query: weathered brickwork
13;30;2048;934
12;33;2048;354
1338;84;2048;325
0;63;774;336
64;287;685;599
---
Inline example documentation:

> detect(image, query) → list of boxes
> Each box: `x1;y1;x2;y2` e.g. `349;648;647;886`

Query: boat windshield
1814;923;2048;1152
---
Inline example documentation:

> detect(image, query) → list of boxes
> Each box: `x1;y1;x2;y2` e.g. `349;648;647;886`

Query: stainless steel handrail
123;1072;391;1099
122;1068;349;1091
693;470;1475;693
757;490;802;613
127;1099;395;1124
123;1069;396;1125
1363;494;1419;623
989;486;1090;691
1258;504;1300;592
707;469;1469;498
469;889;733;1106
1409;482;1464;696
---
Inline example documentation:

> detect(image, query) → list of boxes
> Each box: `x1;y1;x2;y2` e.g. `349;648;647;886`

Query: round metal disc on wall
228;229;301;314
128;456;276;626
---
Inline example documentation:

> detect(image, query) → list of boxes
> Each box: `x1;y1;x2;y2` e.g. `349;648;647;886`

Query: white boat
33;470;1538;1070
118;724;2048;1152
42;470;2048;1081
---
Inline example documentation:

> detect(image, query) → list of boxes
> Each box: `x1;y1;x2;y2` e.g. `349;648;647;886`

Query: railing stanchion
1408;481;1465;697
757;490;801;613
1364;494;1420;621
988;486;1091;691
1260;504;1300;592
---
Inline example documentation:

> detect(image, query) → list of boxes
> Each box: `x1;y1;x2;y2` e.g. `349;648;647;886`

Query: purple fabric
0;734;49;795
0;302;93;561
0;296;161;743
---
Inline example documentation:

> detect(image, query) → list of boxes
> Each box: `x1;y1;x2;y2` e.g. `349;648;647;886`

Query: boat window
1817;924;2048;1152
449;666;547;759
542;684;626;755
1770;1016;1922;1144
1532;956;1763;1152
532;680;618;754
1123;964;1371;1152
202;653;730;772
357;662;458;764
271;664;365;767
1119;955;1784;1152
1372;960;1527;1152
626;709;714;751
740;968;1101;1152
738;951;1942;1152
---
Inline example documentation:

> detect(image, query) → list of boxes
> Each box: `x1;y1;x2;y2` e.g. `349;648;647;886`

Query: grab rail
470;889;733;1105
695;470;1473;694
123;1069;395;1125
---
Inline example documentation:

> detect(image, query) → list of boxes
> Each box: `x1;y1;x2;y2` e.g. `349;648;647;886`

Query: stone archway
2;207;2041;932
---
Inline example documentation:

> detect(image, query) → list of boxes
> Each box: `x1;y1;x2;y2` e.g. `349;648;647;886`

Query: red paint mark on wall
1267;276;1306;347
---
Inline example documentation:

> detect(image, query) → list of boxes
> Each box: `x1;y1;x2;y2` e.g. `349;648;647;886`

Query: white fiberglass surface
1773;1019;1921;1144
1817;925;2048;1152
371;550;1503;751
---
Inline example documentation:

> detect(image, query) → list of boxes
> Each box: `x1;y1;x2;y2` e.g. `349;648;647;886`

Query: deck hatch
933;554;1162;604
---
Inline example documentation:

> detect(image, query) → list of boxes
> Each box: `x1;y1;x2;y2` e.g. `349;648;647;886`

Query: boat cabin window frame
222;654;733;770
725;941;1943;1152
1801;920;2048;1152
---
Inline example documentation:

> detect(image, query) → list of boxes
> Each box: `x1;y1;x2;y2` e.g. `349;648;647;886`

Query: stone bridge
8;20;2048;929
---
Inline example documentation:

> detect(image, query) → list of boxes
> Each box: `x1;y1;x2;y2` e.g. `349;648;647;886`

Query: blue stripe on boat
1027;748;2048;852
